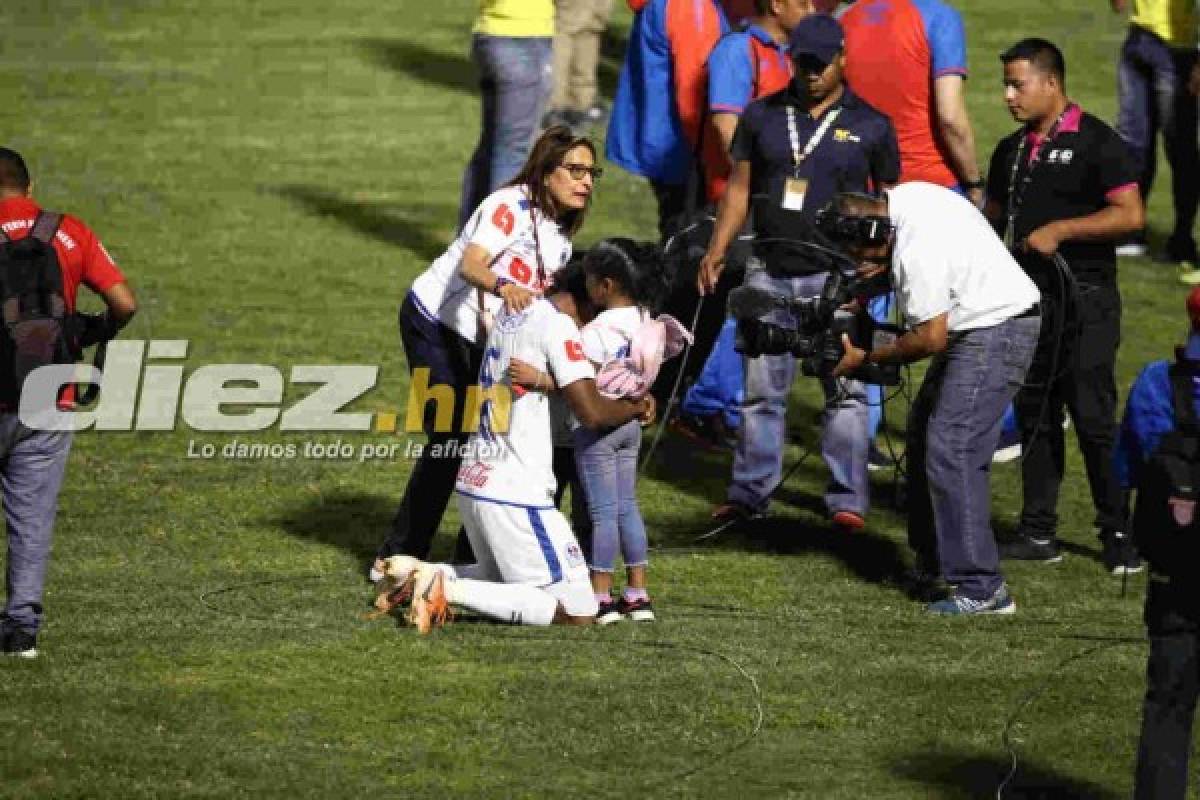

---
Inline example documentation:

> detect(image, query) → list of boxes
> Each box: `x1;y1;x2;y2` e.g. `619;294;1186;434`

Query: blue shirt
1115;358;1200;489
707;24;791;115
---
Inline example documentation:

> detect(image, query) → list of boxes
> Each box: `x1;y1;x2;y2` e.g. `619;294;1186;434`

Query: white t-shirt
409;186;573;343
580;306;649;367
885;182;1040;332
455;298;595;506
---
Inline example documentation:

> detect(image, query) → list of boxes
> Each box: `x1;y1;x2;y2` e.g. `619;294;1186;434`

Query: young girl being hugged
574;238;688;624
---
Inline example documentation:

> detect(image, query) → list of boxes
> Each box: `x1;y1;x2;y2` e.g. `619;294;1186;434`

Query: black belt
1014;302;1041;319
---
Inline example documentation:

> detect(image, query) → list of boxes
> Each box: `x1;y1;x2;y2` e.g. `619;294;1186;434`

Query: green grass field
0;0;1195;797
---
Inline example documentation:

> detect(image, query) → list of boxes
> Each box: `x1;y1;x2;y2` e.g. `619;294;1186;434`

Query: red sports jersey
0;196;127;408
841;0;968;188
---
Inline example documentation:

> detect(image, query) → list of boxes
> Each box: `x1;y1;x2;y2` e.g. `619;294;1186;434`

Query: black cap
788;14;844;66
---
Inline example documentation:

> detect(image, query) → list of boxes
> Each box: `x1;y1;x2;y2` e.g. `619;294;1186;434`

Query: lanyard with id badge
782;104;841;212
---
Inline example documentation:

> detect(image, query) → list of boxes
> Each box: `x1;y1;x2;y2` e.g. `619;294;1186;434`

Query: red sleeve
74;219;126;293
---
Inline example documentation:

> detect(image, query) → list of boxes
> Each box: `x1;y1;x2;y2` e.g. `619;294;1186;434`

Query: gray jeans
729;265;870;516
0;415;73;636
906;316;1040;600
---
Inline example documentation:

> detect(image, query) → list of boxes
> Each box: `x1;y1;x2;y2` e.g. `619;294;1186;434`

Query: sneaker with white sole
596;599;623;625
2;628;37;659
407;566;452;634
999;533;1063;563
617;596;655;622
927;584;1016;616
1100;530;1144;576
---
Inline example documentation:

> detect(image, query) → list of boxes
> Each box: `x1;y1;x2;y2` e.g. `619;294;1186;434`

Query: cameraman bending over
697;14;899;531
830;184;1040;615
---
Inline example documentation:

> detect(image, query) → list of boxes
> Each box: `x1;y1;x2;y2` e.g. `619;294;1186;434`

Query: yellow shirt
474;0;554;37
1132;0;1197;48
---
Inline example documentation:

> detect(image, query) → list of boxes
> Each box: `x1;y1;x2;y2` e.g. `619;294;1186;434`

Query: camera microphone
727;285;790;320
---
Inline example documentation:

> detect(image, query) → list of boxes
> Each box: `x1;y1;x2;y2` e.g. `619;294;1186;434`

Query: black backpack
0;211;73;410
1132;360;1200;574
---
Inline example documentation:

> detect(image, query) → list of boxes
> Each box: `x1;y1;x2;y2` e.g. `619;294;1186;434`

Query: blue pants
573;420;648;572
1117;25;1199;256
0;417;73;636
906;316;1040;600
459;34;554;229
681;317;743;429
730;265;870;516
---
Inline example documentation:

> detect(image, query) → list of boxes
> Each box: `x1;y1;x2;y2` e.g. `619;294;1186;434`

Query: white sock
447;579;557;626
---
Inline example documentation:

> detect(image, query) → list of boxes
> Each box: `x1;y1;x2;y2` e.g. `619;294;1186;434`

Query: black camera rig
726;236;901;385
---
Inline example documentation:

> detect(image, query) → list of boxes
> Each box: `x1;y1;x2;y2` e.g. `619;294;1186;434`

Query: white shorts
456;491;594;613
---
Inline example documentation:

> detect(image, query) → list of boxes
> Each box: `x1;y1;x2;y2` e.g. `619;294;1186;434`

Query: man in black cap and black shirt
696;13;899;531
984;37;1145;573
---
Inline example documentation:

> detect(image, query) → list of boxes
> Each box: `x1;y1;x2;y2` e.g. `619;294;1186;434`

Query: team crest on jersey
457;462;493;488
496;307;530;333
565;542;585;568
833;129;861;143
1047;149;1074;164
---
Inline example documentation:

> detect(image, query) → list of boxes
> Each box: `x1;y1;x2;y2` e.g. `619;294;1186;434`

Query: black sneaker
1100;530;1144;575
596;599;623;626
2;628;37;659
617;596;655;622
998;533;1063;563
867;444;895;472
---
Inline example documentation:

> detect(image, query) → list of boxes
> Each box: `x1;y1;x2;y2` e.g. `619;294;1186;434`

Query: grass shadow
271;184;449;261
359;37;475;94
891;750;1124;799
277;490;395;565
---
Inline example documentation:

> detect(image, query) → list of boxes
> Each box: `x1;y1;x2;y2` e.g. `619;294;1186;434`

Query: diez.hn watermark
18;340;514;439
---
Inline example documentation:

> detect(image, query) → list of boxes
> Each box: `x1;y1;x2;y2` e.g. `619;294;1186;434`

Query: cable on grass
994;634;1144;799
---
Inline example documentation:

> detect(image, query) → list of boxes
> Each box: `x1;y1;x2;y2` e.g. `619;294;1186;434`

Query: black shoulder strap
1169;362;1200;433
29;211;62;245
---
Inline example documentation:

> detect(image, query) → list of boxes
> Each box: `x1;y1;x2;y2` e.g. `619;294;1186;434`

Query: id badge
782;177;808;212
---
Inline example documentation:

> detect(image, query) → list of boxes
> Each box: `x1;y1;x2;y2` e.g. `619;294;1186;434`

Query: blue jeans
1117;25;1199;255
730;263;870;516
573;420;648;572
907;316;1040;600
0;417;73;636
458;35;553;229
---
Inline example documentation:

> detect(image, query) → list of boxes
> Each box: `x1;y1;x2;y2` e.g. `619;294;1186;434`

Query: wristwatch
963;177;986;190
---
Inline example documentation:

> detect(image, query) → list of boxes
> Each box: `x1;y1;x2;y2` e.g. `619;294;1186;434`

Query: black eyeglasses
559;163;603;180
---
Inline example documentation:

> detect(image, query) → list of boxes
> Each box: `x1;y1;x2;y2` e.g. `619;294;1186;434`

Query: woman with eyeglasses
372;126;603;576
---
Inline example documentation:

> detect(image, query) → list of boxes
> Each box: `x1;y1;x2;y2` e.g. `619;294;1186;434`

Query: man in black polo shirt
697;14;899;530
984;38;1146;572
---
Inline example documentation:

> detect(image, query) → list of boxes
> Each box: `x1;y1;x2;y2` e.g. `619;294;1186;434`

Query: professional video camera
726;213;900;385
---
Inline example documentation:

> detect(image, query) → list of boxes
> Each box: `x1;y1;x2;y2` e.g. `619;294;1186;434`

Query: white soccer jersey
455;298;595;506
409;186;573;343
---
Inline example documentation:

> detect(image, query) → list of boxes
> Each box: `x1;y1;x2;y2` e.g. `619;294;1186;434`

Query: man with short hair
0;147;137;658
983;38;1145;573
697;14;899;531
830;183;1041;615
